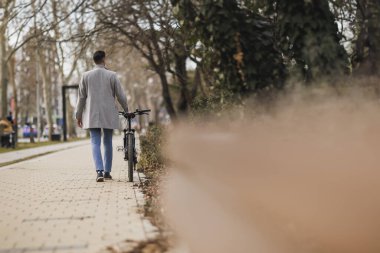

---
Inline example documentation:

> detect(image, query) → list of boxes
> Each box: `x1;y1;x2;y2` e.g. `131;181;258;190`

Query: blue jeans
89;128;113;172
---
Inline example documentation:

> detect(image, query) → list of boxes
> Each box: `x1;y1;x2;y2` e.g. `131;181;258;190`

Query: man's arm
113;74;129;112
75;75;87;128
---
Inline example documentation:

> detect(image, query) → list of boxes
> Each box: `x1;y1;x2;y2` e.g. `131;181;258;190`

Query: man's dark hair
93;51;106;64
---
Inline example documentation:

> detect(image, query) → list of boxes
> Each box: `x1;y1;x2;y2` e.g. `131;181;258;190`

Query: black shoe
96;171;104;182
104;172;112;180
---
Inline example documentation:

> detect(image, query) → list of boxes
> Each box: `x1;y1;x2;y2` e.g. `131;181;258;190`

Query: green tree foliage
172;0;286;97
272;0;349;81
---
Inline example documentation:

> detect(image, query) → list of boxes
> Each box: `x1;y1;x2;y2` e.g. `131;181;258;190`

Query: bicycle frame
123;117;136;162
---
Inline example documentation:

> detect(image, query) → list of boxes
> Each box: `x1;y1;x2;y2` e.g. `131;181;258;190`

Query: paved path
0;141;157;253
0;140;89;166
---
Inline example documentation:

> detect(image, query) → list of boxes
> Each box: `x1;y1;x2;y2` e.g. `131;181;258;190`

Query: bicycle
118;109;151;182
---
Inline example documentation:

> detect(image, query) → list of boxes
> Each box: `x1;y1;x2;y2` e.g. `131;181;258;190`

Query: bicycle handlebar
136;109;151;114
119;109;151;118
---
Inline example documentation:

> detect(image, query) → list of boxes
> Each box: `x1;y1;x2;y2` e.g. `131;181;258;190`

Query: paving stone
0;139;157;253
0;140;89;166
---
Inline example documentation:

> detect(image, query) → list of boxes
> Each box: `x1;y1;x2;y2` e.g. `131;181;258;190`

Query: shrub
139;125;165;173
138;125;167;231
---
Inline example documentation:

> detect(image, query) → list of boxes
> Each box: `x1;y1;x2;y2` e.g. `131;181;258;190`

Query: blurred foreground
165;92;380;253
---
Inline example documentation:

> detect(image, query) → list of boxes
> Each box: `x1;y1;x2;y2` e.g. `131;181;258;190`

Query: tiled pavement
0;141;157;253
0;140;89;166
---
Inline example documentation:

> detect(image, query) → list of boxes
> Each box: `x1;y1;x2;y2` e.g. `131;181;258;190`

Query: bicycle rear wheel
127;134;134;182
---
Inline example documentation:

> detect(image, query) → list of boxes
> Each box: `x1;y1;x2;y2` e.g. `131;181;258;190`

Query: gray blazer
75;65;129;129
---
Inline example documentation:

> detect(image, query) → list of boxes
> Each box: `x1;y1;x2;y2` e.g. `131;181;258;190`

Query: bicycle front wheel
127;134;134;182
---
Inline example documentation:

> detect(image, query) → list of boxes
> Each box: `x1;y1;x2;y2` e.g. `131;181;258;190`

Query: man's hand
77;118;83;128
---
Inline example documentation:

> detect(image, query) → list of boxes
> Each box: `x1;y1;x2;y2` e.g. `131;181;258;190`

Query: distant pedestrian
0;116;14;148
8;111;13;124
75;51;130;182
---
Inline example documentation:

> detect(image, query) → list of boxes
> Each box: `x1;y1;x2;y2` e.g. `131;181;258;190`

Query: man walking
75;51;129;182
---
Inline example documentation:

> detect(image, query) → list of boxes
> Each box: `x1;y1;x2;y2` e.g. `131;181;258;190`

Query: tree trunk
67;98;76;138
158;71;176;121
367;0;380;75
175;49;189;114
50;0;77;139
0;31;8;118
0;0;15;119
144;4;177;121
191;66;203;101
37;48;54;140
9;56;17;146
66;99;76;137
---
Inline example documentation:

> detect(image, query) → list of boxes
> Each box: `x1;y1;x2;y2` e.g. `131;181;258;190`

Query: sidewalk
0;140;89;167
0;142;158;253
